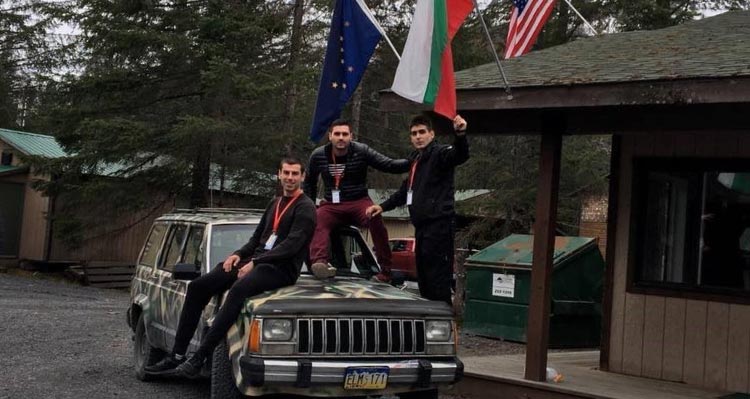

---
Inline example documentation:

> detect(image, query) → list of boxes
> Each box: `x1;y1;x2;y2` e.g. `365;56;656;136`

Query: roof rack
169;207;266;215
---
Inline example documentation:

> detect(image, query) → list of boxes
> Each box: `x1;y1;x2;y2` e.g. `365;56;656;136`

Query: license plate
343;366;389;390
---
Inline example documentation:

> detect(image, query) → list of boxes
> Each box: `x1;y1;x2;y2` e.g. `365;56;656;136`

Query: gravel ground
0;271;522;399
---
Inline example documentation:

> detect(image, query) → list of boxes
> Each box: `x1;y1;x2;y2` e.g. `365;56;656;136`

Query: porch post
524;131;562;381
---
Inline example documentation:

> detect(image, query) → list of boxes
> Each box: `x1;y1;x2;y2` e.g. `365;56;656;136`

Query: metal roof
455;11;750;90
0;128;65;158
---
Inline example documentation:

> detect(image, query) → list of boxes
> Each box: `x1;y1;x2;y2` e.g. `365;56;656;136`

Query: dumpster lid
465;234;597;268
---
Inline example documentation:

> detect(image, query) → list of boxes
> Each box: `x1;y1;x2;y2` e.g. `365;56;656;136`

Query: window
1;151;12;166
183;226;205;269
330;229;379;277
209;224;256;270
160;224;188;272
139;223;167;267
390;240;408;252
632;158;750;296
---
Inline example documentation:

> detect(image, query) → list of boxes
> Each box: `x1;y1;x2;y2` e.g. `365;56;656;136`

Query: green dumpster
463;234;604;348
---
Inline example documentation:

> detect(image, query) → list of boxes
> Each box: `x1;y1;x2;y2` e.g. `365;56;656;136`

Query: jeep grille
296;318;425;355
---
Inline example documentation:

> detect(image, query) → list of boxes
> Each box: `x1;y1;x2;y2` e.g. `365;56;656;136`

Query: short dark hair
328;119;352;133
279;156;305;173
409;114;433;131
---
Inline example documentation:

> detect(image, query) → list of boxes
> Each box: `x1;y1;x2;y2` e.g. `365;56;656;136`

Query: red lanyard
331;152;344;189
408;159;419;190
272;190;302;233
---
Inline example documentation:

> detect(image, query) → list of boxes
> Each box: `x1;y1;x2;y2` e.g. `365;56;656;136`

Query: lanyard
331;151;344;189
408;159;419;190
272;190;302;233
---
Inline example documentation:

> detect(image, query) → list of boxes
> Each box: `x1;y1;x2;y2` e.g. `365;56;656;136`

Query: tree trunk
282;0;305;136
190;142;211;208
351;86;362;136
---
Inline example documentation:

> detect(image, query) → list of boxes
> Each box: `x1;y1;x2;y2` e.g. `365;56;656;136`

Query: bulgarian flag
391;0;474;119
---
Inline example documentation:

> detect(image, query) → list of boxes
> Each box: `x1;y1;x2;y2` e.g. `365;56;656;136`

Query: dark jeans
415;218;454;305
172;263;294;360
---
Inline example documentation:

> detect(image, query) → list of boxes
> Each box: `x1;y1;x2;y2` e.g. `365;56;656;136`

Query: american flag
504;0;557;59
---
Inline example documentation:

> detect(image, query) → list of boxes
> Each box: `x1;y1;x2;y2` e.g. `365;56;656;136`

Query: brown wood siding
18;174;49;260
609;132;750;393
49;196;174;263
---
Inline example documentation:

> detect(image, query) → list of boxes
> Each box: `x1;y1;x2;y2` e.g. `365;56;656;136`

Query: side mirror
173;263;201;280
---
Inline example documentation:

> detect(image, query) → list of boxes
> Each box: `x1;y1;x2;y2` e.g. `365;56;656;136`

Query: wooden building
382;10;750;396
0;128;266;267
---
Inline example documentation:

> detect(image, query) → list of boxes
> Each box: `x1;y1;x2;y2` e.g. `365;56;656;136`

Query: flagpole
561;0;599;35
355;0;401;61
471;0;512;98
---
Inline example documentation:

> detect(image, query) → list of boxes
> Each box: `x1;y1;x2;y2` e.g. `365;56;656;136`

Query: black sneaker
144;355;184;375
173;356;203;379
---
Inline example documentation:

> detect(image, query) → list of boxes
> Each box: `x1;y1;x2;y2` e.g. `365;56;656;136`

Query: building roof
455;11;750;90
0;165;29;177
368;189;491;219
0;128;66;158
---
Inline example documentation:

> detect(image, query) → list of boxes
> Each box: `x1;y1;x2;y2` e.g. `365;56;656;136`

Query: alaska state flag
309;0;384;142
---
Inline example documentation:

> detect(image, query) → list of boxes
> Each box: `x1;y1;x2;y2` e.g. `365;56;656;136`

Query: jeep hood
244;275;453;317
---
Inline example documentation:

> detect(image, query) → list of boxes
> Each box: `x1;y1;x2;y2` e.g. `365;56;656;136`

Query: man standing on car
304;119;409;282
365;114;469;305
145;156;316;377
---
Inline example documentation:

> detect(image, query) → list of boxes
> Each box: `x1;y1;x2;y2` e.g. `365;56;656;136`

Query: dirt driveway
0;272;516;399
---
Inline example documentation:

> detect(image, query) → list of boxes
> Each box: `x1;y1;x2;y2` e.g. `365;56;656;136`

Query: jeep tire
134;314;164;381
211;340;245;399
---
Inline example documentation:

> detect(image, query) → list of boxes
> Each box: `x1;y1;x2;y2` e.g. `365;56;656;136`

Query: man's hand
223;254;240;272
365;205;383;218
237;260;255;279
453;114;467;135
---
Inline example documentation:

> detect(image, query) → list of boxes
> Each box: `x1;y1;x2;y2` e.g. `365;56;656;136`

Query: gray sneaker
311;262;336;279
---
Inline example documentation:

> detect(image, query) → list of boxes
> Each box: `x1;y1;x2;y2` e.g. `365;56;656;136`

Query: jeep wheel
134;314;164;381
211;340;245;399
398;388;439;399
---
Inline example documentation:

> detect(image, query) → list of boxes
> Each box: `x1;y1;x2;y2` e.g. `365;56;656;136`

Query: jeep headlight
262;318;293;341
425;320;452;341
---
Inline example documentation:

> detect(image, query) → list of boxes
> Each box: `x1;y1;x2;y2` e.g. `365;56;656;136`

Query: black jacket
380;135;469;227
234;194;316;282
303;141;409;202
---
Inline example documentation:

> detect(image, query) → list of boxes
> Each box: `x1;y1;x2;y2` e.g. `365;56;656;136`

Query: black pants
172;263;294;360
415;218;454;305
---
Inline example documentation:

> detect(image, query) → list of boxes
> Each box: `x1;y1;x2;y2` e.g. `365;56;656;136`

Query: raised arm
437;115;470;167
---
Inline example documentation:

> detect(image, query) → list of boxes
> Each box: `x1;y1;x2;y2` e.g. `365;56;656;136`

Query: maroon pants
309;196;392;270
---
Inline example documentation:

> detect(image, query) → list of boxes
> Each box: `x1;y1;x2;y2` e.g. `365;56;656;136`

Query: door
153;223;189;347
0;182;24;257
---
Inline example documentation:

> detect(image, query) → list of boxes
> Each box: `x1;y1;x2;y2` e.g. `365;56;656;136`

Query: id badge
332;190;341;204
406;190;413;205
264;233;278;250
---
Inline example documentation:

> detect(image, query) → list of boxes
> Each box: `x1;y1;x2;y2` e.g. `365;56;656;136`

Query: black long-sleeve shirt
234;194;316;281
381;134;469;227
303;141;409;202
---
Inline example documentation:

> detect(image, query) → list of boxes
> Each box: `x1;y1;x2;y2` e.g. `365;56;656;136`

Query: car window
139;223;167;267
330;229;378;278
160;224;188;272
390;240;407;252
210;224;257;270
183;225;205;269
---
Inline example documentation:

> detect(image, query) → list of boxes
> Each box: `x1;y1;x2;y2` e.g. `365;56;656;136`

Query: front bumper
239;356;463;388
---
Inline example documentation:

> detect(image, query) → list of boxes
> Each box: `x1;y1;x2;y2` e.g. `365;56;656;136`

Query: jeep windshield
209;223;257;269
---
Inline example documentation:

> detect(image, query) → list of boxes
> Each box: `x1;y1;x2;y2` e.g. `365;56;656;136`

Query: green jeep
126;208;462;398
